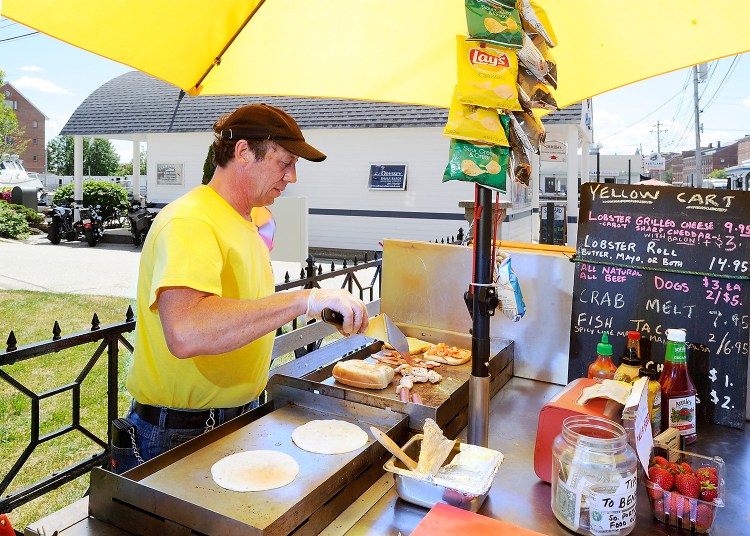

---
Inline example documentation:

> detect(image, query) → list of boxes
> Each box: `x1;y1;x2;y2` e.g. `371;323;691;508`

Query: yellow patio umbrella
3;0;749;109
5;0;749;447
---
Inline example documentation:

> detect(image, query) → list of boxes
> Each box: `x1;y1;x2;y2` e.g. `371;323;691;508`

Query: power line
0;31;39;43
702;55;741;112
599;89;685;141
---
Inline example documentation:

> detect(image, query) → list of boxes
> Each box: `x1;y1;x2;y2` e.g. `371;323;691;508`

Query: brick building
665;141;739;185
738;135;750;165
1;83;47;174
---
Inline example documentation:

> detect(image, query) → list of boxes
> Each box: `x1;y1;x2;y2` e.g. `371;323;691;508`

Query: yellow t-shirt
127;186;275;409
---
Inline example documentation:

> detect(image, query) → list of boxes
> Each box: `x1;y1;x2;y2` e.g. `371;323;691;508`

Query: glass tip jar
551;415;638;536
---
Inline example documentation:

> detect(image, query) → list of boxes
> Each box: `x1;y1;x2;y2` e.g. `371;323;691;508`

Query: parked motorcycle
126;199;157;247
45;203;105;247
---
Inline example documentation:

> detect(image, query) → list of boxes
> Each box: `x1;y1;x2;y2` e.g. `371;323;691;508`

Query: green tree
0;70;29;158
46;135;121;176
708;169;727;180
118;149;147;176
47;135;75;175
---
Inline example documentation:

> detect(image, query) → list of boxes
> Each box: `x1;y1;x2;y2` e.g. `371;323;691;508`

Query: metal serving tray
88;382;408;536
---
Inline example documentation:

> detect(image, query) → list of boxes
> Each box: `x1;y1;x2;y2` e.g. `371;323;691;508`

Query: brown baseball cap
216;103;326;162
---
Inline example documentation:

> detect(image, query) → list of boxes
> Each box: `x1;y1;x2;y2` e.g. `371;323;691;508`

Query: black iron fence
0;252;383;515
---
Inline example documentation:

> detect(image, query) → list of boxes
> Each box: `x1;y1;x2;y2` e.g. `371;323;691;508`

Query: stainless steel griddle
88;381;408;536
271;325;513;438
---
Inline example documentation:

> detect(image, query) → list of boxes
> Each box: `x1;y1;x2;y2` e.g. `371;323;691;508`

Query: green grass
0;290;135;531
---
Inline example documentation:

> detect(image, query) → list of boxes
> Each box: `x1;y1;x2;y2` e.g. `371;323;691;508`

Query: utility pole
651;121;667;154
693;65;702;187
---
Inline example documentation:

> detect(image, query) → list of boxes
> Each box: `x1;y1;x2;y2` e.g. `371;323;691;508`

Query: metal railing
0;310;136;513
0;252;383;514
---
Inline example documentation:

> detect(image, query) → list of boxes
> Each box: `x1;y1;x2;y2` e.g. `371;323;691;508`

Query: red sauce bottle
588;332;616;383
659;328;697;444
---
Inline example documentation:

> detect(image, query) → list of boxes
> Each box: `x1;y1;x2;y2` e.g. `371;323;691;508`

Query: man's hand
306;288;369;336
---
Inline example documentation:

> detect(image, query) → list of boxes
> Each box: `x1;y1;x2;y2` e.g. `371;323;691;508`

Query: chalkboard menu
569;183;750;429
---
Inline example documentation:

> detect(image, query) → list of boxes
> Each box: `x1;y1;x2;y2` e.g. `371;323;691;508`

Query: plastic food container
645;449;726;534
383;434;502;512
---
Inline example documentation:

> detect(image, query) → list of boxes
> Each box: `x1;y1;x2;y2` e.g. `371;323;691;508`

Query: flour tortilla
292;420;369;454
211;450;299;492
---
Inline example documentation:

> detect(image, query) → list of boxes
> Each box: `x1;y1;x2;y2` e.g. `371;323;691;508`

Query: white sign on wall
645;153;665;171
540;141;567;162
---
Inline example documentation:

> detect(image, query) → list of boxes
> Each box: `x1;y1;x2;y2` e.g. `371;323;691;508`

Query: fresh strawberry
700;482;718;502
696;467;719;486
679;462;694;474
675;473;701;499
666;462;683;476
666;491;692;519
648;466;674;493
694;503;715;533
652;455;670;468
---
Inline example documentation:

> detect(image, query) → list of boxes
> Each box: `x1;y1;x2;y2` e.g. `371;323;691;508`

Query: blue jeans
110;399;258;474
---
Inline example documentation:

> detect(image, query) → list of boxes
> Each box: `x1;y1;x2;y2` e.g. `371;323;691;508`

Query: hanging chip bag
510;108;545;154
517;32;548;82
520;0;558;47
456;35;522;112
531;33;557;89
443;139;508;192
465;0;523;50
444;86;510;147
518;67;558;111
494;250;526;322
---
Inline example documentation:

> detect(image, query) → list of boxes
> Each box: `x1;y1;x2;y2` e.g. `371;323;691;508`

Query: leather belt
133;401;247;429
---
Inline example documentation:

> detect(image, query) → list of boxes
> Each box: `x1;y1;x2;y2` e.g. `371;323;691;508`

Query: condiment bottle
588;332;616;383
626;331;641;360
640;367;662;436
658;328;697;444
613;347;641;383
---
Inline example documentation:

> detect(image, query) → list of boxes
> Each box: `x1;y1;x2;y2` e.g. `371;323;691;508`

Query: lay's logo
469;48;510;69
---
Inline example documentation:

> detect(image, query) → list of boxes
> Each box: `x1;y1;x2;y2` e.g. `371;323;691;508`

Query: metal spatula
383;313;412;364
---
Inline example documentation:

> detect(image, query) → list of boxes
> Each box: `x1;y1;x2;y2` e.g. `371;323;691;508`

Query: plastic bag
465;0;523;49
495;250;526;322
456;35;522;111
444;86;510;147
443;138;508;193
518;64;558;110
519;0;557;47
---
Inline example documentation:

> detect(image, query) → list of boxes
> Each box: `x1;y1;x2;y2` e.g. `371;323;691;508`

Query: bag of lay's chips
443;139;508;192
520;0;557;47
531;33;557;89
508;132;532;187
444;86;510;147
517;64;558;110
465;0;523;50
456;35;522;112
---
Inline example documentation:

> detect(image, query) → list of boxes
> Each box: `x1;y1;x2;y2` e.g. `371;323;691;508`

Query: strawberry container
644;449;725;534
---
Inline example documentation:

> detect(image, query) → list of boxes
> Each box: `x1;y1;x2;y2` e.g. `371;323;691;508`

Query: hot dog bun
332;359;395;389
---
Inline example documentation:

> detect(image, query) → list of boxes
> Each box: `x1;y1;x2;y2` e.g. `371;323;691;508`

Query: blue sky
1;18;749;164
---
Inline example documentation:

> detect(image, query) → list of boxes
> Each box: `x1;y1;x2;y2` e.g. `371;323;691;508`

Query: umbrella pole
468;184;494;447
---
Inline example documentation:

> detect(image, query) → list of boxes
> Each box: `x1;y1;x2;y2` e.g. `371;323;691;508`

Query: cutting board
411;503;547;536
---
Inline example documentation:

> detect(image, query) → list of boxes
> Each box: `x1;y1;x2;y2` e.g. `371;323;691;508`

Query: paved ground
0;232;306;298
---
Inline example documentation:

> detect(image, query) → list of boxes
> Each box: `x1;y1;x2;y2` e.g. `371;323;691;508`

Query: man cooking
111;104;369;473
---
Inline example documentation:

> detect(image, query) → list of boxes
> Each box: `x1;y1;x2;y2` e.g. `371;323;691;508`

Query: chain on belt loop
205;408;216;432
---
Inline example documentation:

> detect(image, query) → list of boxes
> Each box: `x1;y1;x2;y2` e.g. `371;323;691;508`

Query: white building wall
144;128;532;251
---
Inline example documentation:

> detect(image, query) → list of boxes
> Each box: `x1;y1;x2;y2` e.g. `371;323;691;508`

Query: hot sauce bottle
588;332;616;383
659;328;697;444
